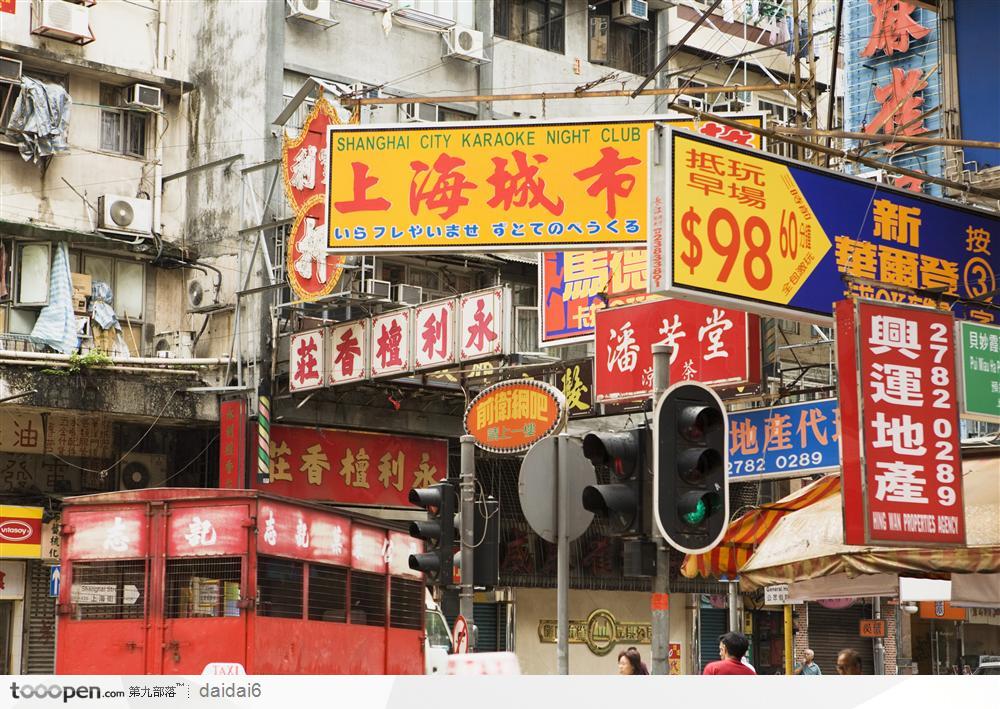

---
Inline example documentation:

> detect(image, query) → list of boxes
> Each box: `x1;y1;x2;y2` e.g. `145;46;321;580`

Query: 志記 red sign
836;300;966;547
256;425;447;507
594;299;761;402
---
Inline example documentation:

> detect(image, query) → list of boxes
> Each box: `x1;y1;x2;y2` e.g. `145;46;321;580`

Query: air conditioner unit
612;0;649;25
153;330;195;359
393;283;423;306
362;278;392;299
287;0;338;27
125;83;162;111
0;57;23;84
98;195;153;235
31;0;95;44
118;453;169;491
186;270;221;311
445;25;487;63
399;102;437;123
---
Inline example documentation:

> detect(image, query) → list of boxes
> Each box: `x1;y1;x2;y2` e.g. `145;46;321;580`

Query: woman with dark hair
617;647;649;675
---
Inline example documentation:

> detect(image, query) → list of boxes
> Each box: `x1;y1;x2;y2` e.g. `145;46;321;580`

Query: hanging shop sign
650;129;1000;324
594;299;761;403
414;297;459;371
459;287;512;362
219;397;248;489
0;505;42;559
956;320;1000;423
289;329;326;392
550;359;595;419
255;424;448;507
836;299;966;548
282;97;348;301
327;319;370;385
464;380;566;455
326;115;763;254
727;398;841;481
370;309;413;378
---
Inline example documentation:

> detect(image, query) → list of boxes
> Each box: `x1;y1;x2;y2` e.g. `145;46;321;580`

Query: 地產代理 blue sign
727;398;840;481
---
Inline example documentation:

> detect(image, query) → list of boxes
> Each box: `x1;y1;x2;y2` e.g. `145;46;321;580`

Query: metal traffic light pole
557;433;570;675
650;344;672;675
460;434;475;649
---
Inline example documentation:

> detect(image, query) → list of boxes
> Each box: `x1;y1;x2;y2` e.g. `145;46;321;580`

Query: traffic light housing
655;382;729;554
581;428;648;536
408;482;456;584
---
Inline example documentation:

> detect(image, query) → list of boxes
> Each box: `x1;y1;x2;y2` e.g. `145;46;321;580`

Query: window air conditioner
612;0;649;25
444;26;487;64
399;102;437;123
153;330;195;359
287;0;338;27
393;284;423;306
98;195;153;235
0;57;23;84
186;270;221;311
118;453;169;490
362;279;391;299
125;83;162;111
31;0;95;44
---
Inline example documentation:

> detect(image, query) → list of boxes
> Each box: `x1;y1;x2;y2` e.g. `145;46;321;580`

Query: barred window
308;564;347;623
165;557;243;619
349;571;386;627
389;577;423;631
69;560;146;621
257;556;303;619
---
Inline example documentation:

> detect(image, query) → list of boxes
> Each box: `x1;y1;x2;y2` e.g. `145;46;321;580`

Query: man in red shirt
703;632;756;675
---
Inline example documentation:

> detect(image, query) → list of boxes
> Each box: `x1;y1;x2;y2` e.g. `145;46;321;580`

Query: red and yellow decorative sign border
463;379;567;455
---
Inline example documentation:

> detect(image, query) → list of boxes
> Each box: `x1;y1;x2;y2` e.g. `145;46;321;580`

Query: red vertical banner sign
0;0;15;14
835;300;966;547
219;397;248;489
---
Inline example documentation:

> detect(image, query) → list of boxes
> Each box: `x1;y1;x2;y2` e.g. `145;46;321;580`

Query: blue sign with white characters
727;398;841;481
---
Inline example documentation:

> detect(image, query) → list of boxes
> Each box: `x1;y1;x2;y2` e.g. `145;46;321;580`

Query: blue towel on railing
29;243;79;354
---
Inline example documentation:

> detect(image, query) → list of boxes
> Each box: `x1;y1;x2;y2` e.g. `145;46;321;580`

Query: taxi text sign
651;129;1000;324
327;116;762;253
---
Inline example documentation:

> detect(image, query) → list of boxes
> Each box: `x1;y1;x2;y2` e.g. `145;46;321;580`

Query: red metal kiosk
55;489;425;674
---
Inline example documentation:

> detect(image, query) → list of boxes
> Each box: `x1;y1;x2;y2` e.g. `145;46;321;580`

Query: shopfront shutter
473;602;510;653
24;562;56;674
699;608;728;672
807;603;876;675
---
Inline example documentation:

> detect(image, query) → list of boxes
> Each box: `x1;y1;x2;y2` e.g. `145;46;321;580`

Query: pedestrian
617;647;647;675
794;649;822;675
836;649;863;675
703;632;756;675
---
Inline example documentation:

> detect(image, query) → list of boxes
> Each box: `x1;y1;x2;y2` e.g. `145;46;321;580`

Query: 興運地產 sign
650;129;1000;325
594;299;761;403
836;299;965;548
727;398;841;481
956;320;1000;423
326;115;763;253
464;380;566;455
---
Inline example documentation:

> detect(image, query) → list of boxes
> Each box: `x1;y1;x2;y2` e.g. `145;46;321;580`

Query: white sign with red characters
328;320;369;385
459;288;511;362
836;300;966;548
595;299;761;402
414;298;459;371
289;329;326;392
370;310;412;378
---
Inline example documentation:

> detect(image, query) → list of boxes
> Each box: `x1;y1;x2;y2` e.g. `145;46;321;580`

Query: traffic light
654;382;729;554
581;428;647;536
408;482;456;584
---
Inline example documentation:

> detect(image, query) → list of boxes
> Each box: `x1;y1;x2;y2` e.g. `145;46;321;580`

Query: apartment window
495;0;565;53
398;102;475;123
588;5;655;75
83;253;146;320
100;84;148;158
673;79;708;111
759;100;798;158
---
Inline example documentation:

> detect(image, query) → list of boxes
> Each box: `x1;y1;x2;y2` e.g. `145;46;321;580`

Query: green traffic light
682;497;707;525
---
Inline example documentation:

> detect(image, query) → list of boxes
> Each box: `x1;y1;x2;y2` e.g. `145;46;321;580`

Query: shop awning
739;454;1000;591
680;474;841;579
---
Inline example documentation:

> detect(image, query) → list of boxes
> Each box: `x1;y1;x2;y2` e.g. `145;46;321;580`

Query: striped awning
681;474;841;579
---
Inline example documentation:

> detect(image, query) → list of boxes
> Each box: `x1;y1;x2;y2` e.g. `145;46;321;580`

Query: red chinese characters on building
256;424;448;508
218;398;247;489
864;67;929;152
327;320;369;385
836;300;966;547
486;150;565;215
409;153;477;219
289;330;325;392
334;162;391;213
460;288;508;361
414;299;458;371
257;500;352;567
861;0;930;58
370;311;411;377
573;147;641;219
595;300;761;403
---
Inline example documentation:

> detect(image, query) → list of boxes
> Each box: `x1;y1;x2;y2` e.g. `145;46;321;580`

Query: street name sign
956;320;1000;423
649;129;1000;325
860;619;886;638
